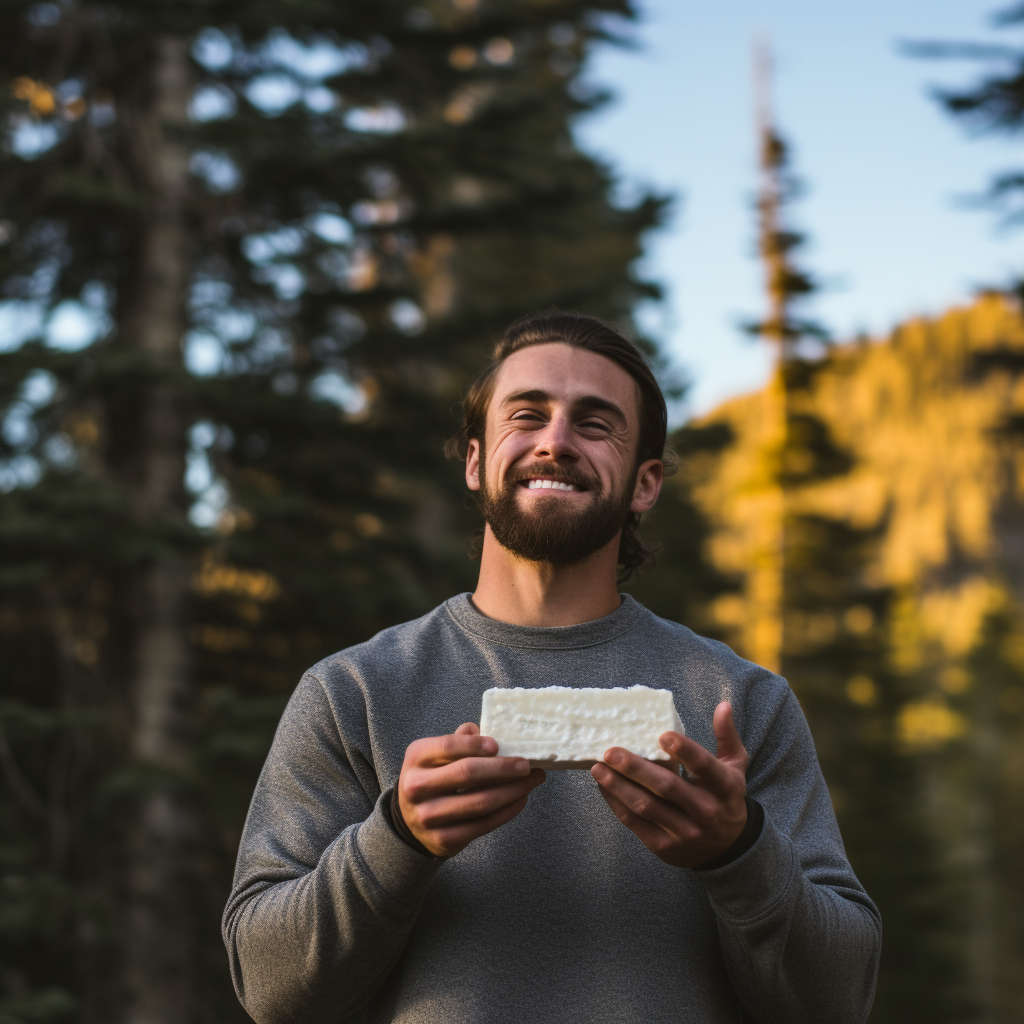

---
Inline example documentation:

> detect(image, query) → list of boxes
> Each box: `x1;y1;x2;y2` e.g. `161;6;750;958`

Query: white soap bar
479;685;685;770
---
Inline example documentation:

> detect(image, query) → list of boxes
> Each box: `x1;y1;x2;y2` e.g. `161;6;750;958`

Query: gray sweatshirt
223;594;881;1024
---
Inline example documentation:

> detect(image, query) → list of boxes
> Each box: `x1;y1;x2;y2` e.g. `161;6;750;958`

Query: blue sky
577;0;1024;418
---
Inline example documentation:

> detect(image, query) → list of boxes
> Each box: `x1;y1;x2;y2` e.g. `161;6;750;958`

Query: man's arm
222;673;544;1024
592;695;881;1024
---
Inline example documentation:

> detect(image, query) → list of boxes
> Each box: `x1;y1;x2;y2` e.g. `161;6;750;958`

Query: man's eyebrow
573;395;626;420
500;389;626;420
501;389;550;405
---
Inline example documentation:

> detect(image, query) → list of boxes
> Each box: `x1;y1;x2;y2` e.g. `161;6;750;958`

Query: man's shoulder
304;597;460;689
631;601;793;715
634;602;779;677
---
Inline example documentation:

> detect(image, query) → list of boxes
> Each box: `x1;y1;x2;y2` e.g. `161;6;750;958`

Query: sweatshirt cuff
693;796;763;870
353;790;444;909
693;812;798;924
385;784;434;857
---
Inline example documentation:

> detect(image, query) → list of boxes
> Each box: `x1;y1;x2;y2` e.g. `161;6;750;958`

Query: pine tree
743;40;830;674
0;2;667;1020
906;14;1024;1018
742;44;967;1022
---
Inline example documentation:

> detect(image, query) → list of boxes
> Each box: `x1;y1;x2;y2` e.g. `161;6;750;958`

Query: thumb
455;721;480;736
713;702;748;770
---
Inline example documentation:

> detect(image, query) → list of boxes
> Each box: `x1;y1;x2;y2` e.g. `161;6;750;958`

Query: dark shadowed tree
0;1;672;1020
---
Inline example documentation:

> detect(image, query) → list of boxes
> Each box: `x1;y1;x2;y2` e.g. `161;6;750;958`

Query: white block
479;685;685;770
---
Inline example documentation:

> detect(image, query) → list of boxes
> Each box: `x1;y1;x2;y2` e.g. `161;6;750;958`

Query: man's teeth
526;479;575;491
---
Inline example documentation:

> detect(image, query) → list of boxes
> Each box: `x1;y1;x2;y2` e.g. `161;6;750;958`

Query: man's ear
630;458;663;514
466;438;481;492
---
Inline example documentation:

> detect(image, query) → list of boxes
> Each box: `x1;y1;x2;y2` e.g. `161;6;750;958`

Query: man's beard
479;454;634;566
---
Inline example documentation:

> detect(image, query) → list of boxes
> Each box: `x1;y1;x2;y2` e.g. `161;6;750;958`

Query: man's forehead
490;342;639;413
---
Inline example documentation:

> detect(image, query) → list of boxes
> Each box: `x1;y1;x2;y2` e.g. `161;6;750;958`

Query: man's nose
531;413;577;460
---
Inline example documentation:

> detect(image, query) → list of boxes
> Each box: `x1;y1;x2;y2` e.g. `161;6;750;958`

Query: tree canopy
0;2;672;1019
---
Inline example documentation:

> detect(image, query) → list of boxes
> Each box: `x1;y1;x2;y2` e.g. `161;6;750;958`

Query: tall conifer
907;13;1024;1015
743;44;965;1021
0;1;666;1019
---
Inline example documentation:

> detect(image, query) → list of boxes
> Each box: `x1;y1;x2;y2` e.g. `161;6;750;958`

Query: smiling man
223;312;881;1024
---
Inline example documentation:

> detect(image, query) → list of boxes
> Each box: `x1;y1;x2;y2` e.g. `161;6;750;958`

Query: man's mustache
504;463;599;492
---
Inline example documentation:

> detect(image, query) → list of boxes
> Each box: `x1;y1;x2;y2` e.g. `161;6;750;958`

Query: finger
658;732;741;798
417;771;545;829
431;791;533;852
591;759;695;834
452;723;482;788
409;754;535;802
597;749;723;824
595;781;687;849
712;702;749;771
407;731;498;769
599;749;690;807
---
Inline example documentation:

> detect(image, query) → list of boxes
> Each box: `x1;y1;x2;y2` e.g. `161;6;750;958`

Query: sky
576;0;1024;419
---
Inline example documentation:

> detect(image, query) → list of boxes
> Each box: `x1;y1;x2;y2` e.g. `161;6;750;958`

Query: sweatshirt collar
444;591;644;651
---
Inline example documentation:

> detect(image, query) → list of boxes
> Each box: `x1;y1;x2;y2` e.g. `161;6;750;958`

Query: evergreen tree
0;2;668;1020
909;4;1024;234
907;13;1024;1018
744;39;830;675
743;45;966;1022
626;418;737;638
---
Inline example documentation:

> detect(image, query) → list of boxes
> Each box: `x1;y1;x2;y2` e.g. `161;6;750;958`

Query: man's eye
579;420;609;431
511;411;544;423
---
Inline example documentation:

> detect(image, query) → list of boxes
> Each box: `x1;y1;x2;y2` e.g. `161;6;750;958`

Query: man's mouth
521;478;580;492
506;463;594;494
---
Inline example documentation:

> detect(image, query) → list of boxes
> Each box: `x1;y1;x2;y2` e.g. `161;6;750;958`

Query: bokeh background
1;1;1022;1021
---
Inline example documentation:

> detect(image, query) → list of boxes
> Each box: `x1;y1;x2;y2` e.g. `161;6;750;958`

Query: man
223;312;881;1024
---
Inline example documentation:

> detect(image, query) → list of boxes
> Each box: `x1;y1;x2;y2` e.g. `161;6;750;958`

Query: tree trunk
121;34;195;1024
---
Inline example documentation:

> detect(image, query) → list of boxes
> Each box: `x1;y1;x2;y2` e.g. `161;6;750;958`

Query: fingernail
514;759;529;772
605;750;622;766
482;738;498;753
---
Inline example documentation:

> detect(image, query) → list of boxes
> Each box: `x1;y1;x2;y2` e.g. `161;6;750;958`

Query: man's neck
471;526;622;627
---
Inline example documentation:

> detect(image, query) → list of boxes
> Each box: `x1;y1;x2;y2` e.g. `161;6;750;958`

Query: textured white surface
479;685;685;769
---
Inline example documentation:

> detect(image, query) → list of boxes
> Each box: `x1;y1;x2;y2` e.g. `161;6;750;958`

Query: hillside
688;291;1024;1021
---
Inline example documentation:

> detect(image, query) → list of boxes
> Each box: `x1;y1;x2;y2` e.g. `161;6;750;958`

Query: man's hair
445;310;669;581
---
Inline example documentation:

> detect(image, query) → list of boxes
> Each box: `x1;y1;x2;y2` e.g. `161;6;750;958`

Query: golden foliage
846;675;878;707
897;701;967;749
844;605;874;635
193;552;280;602
700;368;787;670
694;293;1024;723
939;666;971;695
12;76;55;115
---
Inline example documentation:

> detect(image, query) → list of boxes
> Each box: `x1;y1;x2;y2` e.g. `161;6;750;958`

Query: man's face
465;342;662;565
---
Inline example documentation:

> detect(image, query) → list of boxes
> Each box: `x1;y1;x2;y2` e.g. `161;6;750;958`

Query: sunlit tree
724;42;970;1022
905;14;1024;1016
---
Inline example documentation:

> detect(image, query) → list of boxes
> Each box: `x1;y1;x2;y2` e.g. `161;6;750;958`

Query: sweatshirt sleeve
695;683;882;1024
221;671;443;1024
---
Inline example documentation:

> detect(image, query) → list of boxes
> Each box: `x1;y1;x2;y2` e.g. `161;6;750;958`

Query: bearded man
223;312;881;1024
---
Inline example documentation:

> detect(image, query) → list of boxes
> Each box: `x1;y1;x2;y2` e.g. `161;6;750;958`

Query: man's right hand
397;722;546;858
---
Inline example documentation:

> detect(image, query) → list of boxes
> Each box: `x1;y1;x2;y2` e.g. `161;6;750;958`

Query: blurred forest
0;1;1022;1023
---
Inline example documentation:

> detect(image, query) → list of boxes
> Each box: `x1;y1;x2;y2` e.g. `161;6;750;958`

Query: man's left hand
590;701;749;869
